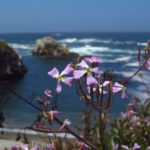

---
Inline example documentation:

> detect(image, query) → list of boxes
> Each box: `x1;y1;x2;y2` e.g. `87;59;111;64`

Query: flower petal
103;81;110;86
48;67;59;78
91;67;100;75
61;64;74;76
133;143;141;150
73;70;86;79
122;91;128;99
56;82;62;93
31;146;40;150
121;145;129;150
62;77;73;87
77;60;89;68
45;89;52;98
87;74;98;85
112;82;122;93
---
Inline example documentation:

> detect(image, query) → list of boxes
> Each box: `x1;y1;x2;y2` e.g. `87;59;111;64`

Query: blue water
0;32;150;128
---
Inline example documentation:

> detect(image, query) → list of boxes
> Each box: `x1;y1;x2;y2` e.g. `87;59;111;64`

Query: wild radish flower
31;146;40;150
133;143;141;150
121;145;129;150
21;144;28;150
11;145;18;150
84;56;102;64
45;89;52;98
49;110;61;122
145;58;150;70
112;82;128;99
48;64;74;93
88;80;110;94
76;141;90;150
73;60;99;85
60;119;71;130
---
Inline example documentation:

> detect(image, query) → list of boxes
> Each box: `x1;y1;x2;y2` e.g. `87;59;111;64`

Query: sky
0;0;150;33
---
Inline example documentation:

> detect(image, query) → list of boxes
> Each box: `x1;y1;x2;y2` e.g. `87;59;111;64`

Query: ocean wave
60;38;135;45
69;45;136;56
137;42;147;46
9;43;33;50
60;38;78;43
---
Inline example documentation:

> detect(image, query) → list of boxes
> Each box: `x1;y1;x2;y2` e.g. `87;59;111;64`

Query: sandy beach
0;127;76;149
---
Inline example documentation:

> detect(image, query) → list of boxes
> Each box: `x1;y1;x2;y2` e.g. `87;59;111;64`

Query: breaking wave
9;43;34;50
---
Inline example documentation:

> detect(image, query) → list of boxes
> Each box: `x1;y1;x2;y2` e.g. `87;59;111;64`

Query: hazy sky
0;0;150;33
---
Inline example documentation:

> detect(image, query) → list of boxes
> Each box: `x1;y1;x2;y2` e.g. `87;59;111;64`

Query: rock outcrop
0;40;27;80
32;37;78;60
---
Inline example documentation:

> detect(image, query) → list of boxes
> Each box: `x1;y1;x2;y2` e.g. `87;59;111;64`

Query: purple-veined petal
77;60;89;68
121;145;129;150
91;67;100;75
87;74;98;85
62;77;74;87
56;82;62;93
61;64;74;76
122;91;128;99
133;143;141;150
73;70;86;79
48;67;59;78
45;89;52;98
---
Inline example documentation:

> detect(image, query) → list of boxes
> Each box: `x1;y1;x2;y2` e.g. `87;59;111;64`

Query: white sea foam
60;38;135;45
60;38;78;43
69;45;109;55
137;42;147;46
9;43;33;50
69;45;136;56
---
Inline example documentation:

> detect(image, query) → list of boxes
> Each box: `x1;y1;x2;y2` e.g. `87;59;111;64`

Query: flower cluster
48;56;128;100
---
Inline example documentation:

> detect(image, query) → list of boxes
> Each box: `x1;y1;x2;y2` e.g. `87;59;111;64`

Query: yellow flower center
85;67;91;73
57;74;63;81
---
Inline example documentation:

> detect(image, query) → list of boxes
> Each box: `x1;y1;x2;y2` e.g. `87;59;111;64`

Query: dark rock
32;37;79;60
0;40;27;81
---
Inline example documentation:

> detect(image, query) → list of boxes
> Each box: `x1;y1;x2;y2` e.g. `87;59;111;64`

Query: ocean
0;32;150;128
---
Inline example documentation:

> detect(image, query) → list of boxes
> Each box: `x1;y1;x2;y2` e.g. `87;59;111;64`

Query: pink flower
133;143;141;150
88;80;110;94
45;89;52;98
73;60;99;85
112;82;128;99
49;111;61;122
11;145;18;150
48;64;74;93
31;146;40;150
145;58;150;70
121;145;129;150
84;56;102;64
60;119;71;130
21;144;28;150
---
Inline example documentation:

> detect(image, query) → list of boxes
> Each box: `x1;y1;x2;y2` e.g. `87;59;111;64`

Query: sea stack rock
32;36;78;59
0;40;27;81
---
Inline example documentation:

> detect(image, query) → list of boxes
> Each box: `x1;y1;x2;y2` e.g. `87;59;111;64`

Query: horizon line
0;31;150;34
